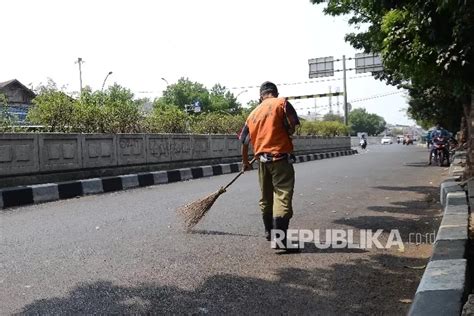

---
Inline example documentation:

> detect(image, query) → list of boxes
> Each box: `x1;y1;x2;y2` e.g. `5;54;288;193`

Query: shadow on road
403;162;430;168
367;200;440;216
333;215;439;242
300;242;368;254
373;185;438;195
367;185;440;217
18;254;425;315
188;229;258;238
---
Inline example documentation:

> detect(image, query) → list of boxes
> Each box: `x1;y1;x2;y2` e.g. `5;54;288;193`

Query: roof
0;79;36;98
0;79;17;88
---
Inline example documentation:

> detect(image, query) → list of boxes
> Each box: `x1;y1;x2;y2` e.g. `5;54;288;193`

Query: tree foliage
300;120;349;136
349;108;386;135
322;113;344;123
209;84;241;114
145;105;189;133
191;112;245;135
28;81;144;133
310;0;474;131
27;81;76;132
0;93;14;132
154;78;242;114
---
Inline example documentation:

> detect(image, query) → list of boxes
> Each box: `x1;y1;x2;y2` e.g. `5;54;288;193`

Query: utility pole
342;55;348;126
328;86;333;114
75;57;84;94
78;58;83;93
314;97;317;120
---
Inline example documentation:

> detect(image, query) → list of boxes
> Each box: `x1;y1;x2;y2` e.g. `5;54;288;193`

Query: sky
0;0;414;125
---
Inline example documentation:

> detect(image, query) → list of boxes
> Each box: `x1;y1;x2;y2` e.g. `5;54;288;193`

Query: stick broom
176;158;256;230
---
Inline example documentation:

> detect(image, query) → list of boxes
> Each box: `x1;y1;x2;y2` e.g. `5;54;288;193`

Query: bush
145;106;189;133
28;83;144;133
190;113;245;134
73;90;108;133
27;87;76;132
300;120;318;135
0;93;14;132
101;85;143;133
299;120;349;136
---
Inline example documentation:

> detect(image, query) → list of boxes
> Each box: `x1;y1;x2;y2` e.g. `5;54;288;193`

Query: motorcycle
359;139;367;149
431;136;450;166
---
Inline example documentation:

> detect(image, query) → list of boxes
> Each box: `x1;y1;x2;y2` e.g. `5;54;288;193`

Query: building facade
0;79;36;123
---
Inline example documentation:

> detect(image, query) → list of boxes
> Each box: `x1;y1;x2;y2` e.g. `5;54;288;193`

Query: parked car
381;136;393;145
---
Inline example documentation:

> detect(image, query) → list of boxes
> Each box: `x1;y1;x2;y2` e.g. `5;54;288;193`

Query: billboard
308;56;334;78
355;53;383;74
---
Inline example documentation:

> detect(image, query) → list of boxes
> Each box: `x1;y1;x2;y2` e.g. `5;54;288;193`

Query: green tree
242;100;260;116
208;84;242;114
300;120;349;136
322;113;344;123
100;84;143;133
349;108;386;136
0;93;13;131
145;105;189;133
27;80;76;132
154;78;211;112
74;88;107;133
191;112;245;134
310;0;474;131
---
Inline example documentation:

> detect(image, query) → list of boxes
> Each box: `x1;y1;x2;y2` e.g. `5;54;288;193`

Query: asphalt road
1;144;445;315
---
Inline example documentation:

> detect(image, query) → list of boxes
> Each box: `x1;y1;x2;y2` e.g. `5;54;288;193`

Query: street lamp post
101;71;113;92
161;77;169;86
236;89;248;99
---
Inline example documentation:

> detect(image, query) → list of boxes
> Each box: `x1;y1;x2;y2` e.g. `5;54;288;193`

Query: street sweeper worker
239;81;300;247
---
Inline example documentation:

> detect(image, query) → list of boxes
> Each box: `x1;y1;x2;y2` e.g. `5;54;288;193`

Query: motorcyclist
359;134;367;149
426;130;432;149
428;123;450;165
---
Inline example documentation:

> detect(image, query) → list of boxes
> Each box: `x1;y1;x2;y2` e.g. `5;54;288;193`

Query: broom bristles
177;188;225;230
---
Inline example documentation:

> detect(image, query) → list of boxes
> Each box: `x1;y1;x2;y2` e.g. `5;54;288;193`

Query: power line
294;90;404;113
228;74;373;90
349;90;404;103
135;73;379;96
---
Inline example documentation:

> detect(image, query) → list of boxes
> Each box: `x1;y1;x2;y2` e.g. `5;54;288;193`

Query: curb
408;179;469;315
0;149;358;210
449;151;467;177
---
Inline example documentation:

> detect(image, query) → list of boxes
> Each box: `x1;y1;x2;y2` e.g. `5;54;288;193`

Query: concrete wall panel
117;134;146;166
39;134;82;172
0;134;39;175
82;134;117;168
147;134;171;163
169;135;192;161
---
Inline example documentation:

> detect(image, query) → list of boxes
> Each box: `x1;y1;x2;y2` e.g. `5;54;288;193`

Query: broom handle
222;157;257;191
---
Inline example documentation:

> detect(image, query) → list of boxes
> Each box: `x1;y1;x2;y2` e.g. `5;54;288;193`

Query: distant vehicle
431;135;450;166
404;135;414;145
396;135;404;144
381;136;393;145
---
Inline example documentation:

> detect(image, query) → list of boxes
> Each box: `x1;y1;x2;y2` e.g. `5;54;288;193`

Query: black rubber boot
272;217;299;252
262;213;273;241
